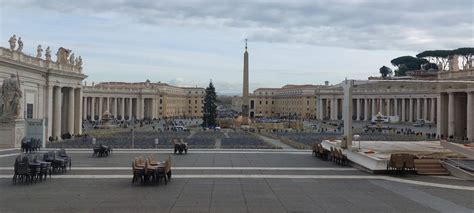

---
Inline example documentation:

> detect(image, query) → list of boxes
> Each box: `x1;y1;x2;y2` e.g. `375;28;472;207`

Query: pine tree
202;81;217;127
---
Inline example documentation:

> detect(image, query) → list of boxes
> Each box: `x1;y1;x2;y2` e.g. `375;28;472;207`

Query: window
26;104;33;119
189;100;191;104
266;101;268;105
272;101;274;104
195;100;197;104
259;101;262;105
159;99;163;104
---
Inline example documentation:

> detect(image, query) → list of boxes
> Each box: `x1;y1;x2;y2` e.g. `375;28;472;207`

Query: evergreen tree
202;81;217;127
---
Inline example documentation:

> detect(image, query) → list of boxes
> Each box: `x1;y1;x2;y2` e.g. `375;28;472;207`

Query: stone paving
0;148;473;212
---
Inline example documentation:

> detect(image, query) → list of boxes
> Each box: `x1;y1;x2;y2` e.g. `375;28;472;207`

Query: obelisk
242;39;250;125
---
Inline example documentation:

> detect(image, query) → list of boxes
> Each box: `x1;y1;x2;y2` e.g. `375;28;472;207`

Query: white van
175;126;187;131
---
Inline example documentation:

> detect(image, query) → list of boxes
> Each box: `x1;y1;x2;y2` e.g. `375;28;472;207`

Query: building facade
0;45;86;144
0;40;205;148
82;81;205;120
249;85;320;119
241;68;474;141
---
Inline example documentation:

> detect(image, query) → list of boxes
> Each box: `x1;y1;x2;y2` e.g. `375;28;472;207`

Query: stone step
414;159;449;175
414;159;441;164
417;170;450;175
415;164;444;168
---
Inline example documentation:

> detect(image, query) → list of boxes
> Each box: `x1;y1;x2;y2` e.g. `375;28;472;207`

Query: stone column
437;93;448;138
409;98;414;122
431;98;436;122
91;97;95;121
330;98;337;120
387;99;391;116
416;98;421;120
356;98;361;121
324;99;329;119
371;98;376;119
53;86;62;139
394;98;398;117
46;86;54;138
448;93;455;137
467;92;474;141
105;97;109;113
318;98;323;120
364;99;369;121
401;98;406;122
153;98;157;119
379;98;383;114
423;98;428;121
74;88;82;135
121;98;125;120
67;88;75;134
83;96;87;120
141;98;145;119
128;98;133;120
114;98;118;119
98;97;103;120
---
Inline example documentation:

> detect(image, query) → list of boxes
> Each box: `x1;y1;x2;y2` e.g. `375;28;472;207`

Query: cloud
5;0;473;51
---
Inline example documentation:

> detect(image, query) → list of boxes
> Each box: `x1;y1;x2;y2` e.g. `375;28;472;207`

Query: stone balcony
438;68;474;81
0;47;82;74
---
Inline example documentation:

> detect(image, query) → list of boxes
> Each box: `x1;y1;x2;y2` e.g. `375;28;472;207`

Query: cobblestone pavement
0;148;472;212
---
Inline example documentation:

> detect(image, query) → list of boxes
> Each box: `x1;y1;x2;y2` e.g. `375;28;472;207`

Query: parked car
174;126;187;131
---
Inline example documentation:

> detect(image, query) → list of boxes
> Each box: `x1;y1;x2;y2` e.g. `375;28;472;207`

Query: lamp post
354;134;361;150
131;127;135;149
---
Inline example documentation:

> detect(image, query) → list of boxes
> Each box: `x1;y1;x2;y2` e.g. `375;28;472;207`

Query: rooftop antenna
245;38;248;50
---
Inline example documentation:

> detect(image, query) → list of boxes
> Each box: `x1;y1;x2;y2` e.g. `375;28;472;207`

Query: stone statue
77;56;83;68
36;45;43;58
56;47;71;64
449;55;459;71
0;74;22;120
69;53;75;65
45;46;52;61
438;62;443;71
17;37;23;52
8;35;17;51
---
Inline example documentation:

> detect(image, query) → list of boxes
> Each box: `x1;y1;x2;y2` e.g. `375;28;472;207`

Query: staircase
415;159;450;175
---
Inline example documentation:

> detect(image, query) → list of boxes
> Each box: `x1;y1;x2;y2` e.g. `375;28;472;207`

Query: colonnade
317;96;437;123
50;86;82;139
437;91;474;140
82;96;157;121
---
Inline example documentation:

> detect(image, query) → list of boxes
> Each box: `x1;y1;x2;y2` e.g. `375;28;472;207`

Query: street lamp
354;134;361;150
131;127;135;149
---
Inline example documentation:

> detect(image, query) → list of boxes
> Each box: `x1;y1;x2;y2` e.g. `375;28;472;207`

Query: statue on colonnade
17;37;23;52
56;47;71;64
36;45;43;58
0;74;22;121
8;35;17;51
45;46;52;61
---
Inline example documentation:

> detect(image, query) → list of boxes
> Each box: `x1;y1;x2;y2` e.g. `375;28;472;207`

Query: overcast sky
1;0;473;94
